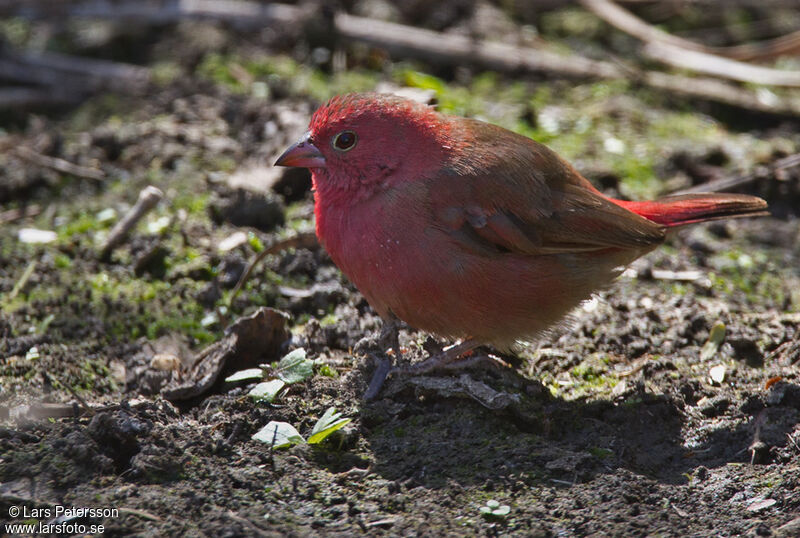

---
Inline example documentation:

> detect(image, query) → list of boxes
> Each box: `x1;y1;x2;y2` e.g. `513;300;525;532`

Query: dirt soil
2;3;800;537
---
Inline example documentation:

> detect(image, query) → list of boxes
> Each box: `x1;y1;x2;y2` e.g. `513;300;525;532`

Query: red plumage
276;93;768;350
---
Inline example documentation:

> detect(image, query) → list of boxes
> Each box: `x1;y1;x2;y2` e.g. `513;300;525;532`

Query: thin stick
714;30;800;63
580;0;709;53
581;0;800;87
99;185;164;260
0;87;76;108
15;147;105;182
7;0;800;115
228;232;318;306
644;42;800;87
0;49;150;94
332;12;800;116
0;204;42;223
8;260;37;301
677;152;800;195
42;371;92;413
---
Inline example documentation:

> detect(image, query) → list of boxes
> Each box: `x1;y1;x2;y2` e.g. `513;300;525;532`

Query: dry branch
5;0;800;18
0;0;305;26
645;42;800;87
14;147;106;182
0;87;75;108
580;0;800;86
0;204;42;224
2;402;81;422
332;12;800;116
715;30;800;63
580;0;707;52
0;48;151;108
229;232;319;306
100;185;164;259
578;0;800;61
0;49;150;93
678;153;800;195
335;12;623;79
5;0;800;116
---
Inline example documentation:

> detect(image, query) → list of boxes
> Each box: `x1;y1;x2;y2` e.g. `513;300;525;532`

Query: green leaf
493;505;511;516
314;359;338;378
252;421;305;448
480;499;511;519
275;348;313;384
224;368;264;383
247;231;264;252
308;407;351;444
701;322;726;361
248;379;286;402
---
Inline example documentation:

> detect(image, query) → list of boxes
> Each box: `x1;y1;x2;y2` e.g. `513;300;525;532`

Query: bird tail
614;193;769;228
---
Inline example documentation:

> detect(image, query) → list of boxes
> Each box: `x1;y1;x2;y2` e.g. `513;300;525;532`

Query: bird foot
364;339;491;400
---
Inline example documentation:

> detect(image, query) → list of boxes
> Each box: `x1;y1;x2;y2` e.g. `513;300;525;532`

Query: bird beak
274;132;326;168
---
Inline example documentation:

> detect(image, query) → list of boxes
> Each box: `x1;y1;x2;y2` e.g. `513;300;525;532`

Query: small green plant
252;421;304;448
589;447;614;459
251;407;352;449
307;408;351;444
701;322;726;361
224;348;315;403
248;379;286;403
480;499;511;521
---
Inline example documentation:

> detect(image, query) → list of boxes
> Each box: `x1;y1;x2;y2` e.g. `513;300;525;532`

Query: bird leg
364;337;484;400
363;318;401;401
364;355;393;401
377;316;401;358
393;339;481;376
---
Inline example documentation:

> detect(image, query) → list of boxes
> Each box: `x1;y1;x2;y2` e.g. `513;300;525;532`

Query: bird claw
364;353;393;401
363;339;490;400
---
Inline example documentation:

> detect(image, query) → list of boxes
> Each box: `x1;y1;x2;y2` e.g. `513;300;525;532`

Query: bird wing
429;120;665;256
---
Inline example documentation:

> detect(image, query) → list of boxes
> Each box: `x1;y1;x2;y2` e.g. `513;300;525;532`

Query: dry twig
715;30;800;63
0;47;150;108
678;153;800;194
580;0;709;53
334;11;800;116
580;0;800;87
229;232;318;306
100;185;164;260
8;261;37;301
5;0;800;115
0;204;42;223
14;147;105;182
579;0;800;61
0;48;150;90
645;42;800;87
0;87;76;108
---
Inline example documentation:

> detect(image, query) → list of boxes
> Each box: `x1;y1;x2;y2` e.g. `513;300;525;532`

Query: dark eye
332;130;357;152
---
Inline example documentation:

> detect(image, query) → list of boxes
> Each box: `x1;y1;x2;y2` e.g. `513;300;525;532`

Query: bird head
275;93;454;202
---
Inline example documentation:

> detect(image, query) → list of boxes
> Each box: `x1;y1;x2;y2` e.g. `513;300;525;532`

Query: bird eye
332;131;357;152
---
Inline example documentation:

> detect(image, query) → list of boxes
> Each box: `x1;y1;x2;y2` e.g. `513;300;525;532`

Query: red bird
276;93;768;393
